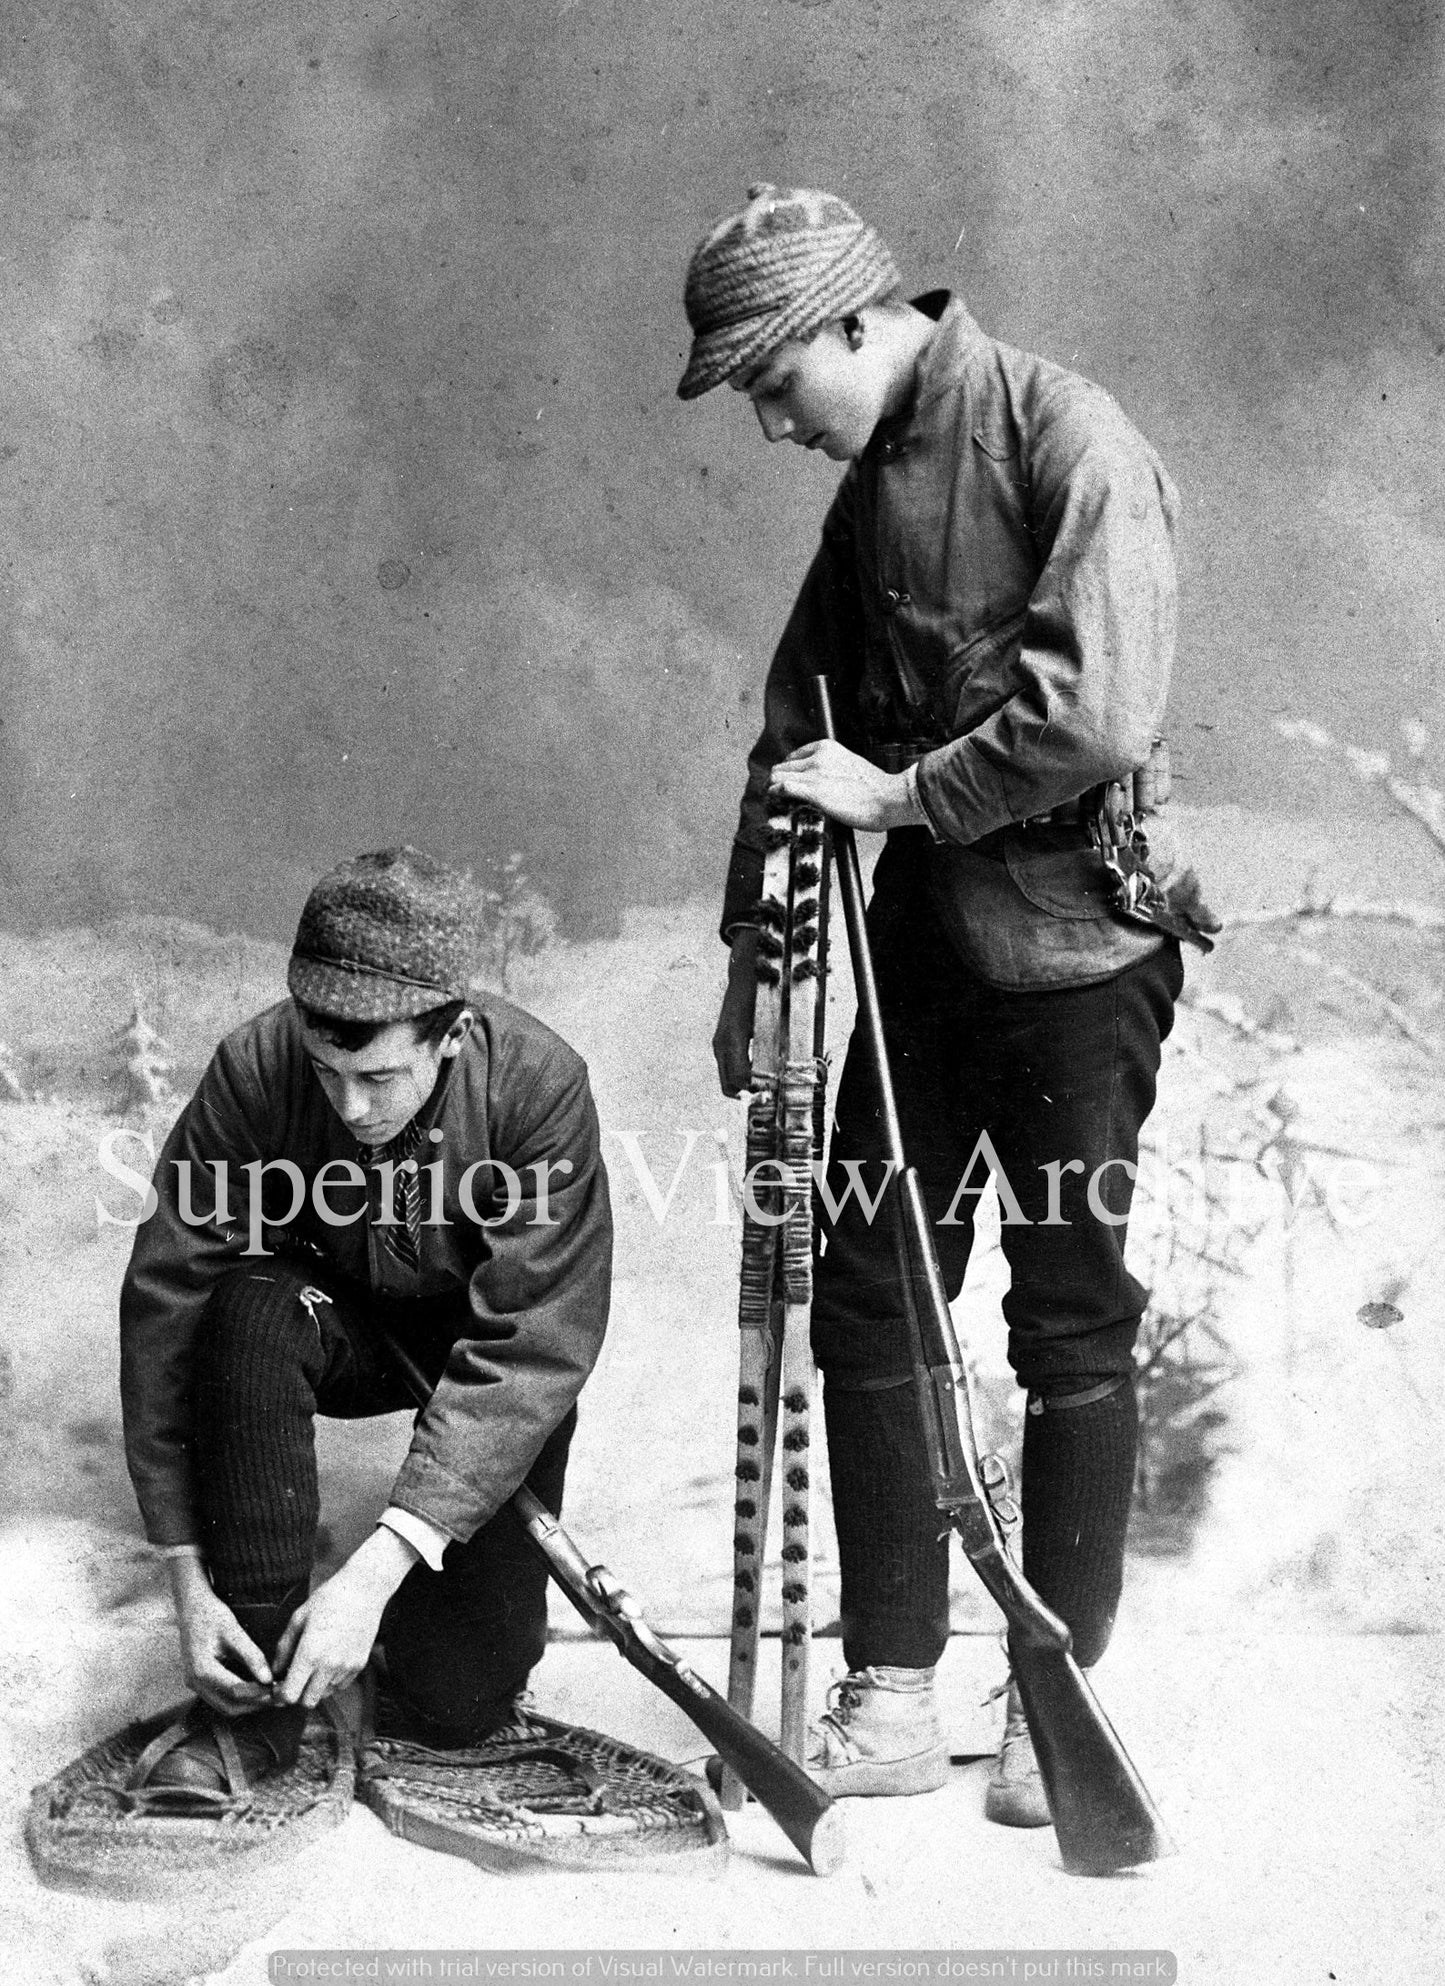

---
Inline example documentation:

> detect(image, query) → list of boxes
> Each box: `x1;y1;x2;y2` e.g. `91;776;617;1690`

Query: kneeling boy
120;846;612;1796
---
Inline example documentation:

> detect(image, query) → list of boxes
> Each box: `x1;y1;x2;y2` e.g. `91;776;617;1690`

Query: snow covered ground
2;805;1442;1983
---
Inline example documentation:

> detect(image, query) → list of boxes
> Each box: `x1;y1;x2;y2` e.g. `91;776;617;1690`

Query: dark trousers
191;1257;573;1739
813;849;1184;1670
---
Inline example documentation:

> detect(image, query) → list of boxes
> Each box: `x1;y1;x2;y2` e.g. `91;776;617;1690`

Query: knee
1008;1316;1141;1397
194;1264;319;1400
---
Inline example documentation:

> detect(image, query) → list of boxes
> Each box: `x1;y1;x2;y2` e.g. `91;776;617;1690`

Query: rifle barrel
812;676;907;1166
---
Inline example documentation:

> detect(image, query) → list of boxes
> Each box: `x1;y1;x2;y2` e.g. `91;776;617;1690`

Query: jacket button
884;588;911;613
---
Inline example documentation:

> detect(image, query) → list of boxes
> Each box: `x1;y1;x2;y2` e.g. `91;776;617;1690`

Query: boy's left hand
272;1527;420;1707
769;740;918;832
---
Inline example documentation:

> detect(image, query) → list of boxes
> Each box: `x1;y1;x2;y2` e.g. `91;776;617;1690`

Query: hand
769;740;917;831
168;1556;274;1715
272;1528;419;1709
713;929;759;1098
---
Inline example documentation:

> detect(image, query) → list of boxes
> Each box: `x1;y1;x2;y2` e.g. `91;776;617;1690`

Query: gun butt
680;1684;848;1877
515;1489;845;1876
1012;1646;1177;1876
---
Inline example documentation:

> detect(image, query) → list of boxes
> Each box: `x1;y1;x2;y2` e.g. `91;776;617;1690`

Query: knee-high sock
1021;1374;1138;1671
192;1270;325;1611
824;1379;951;1672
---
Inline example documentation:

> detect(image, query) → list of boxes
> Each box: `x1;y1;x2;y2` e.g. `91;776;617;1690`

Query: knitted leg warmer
1020;1373;1139;1671
823;1379;951;1672
192;1268;328;1611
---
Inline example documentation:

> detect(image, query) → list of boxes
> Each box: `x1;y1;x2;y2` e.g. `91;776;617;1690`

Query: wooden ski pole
720;806;790;1807
776;807;826;1760
721;802;829;1801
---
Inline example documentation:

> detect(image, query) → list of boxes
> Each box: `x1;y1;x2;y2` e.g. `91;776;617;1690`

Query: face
732;325;886;461
300;1012;472;1146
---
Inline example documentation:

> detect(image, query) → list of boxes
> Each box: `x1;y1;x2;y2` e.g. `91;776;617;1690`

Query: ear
439;1010;475;1058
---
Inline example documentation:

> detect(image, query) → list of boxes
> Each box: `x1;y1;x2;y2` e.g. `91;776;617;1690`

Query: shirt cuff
379;1505;451;1572
905;761;944;842
160;1542;204;1560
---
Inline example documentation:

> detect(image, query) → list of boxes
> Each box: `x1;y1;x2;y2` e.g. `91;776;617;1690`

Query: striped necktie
360;1119;426;1272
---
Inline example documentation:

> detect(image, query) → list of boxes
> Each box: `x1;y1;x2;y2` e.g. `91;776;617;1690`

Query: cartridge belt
1018;797;1091;828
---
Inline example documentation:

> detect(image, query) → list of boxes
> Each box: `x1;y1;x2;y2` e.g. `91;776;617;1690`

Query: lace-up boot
806;1665;948;1797
983;1678;1051;1827
144;1587;310;1802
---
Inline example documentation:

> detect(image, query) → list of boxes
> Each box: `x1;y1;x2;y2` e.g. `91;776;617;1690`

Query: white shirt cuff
160;1542;204;1560
379;1506;451;1572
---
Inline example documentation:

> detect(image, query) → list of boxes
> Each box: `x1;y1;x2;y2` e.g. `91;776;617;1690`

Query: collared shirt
120;995;612;1551
721;295;1185;985
356;1116;427;1273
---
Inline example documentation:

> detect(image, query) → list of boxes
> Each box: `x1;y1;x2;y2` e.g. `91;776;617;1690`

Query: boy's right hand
713;929;759;1098
167;1553;274;1714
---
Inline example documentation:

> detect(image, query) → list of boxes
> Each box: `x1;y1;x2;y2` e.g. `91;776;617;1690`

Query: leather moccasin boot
142;1699;309;1804
806;1665;949;1797
983;1679;1051;1828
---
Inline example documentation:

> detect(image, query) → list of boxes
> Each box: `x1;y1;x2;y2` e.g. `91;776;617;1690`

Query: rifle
812;673;1175;1878
372;1322;846;1877
722;801;829;1803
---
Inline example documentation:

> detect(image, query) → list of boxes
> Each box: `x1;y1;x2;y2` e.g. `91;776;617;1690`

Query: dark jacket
120;996;612;1548
723;294;1185;986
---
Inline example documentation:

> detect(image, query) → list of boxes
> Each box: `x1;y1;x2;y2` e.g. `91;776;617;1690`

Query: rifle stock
374;1325;845;1877
812;674;1175;1877
514;1489;845;1875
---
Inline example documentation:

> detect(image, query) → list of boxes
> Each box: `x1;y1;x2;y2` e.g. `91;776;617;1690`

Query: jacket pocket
1002;837;1118;922
927;839;1164;990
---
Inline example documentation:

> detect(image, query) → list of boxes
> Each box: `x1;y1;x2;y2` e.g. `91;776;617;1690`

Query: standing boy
679;186;1212;1825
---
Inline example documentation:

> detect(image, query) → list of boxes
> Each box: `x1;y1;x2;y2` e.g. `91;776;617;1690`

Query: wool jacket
120;996;612;1550
722;294;1186;987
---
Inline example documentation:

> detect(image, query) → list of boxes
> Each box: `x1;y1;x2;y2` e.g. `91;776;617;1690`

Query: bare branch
1276;718;1445;860
0;1042;26;1103
1180;989;1298;1053
1287;940;1441;1059
1219;897;1445;934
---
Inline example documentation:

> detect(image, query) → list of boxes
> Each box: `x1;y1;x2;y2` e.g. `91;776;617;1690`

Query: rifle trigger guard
585;1561;704;1684
585;1562;634;1615
980;1452;1020;1535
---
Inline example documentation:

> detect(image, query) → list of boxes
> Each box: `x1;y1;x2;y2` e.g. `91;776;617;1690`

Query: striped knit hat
288;847;481;1022
677;184;902;400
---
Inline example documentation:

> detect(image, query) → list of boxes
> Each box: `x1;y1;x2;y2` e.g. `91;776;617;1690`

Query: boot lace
810;1671;870;1761
828;1674;867;1721
982;1671;1033;1754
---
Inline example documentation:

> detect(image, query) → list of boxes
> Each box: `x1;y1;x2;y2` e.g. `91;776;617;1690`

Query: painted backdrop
2;0;1439;935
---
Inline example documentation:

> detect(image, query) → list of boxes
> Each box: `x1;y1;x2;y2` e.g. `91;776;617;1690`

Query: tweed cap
677;183;902;400
288;847;480;1023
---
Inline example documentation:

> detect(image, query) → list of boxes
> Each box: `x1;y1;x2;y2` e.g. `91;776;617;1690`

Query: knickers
811;842;1182;1670
192;1258;572;1738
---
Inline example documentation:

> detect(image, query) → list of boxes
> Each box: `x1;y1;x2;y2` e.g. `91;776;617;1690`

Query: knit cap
288;847;481;1022
677;183;902;400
